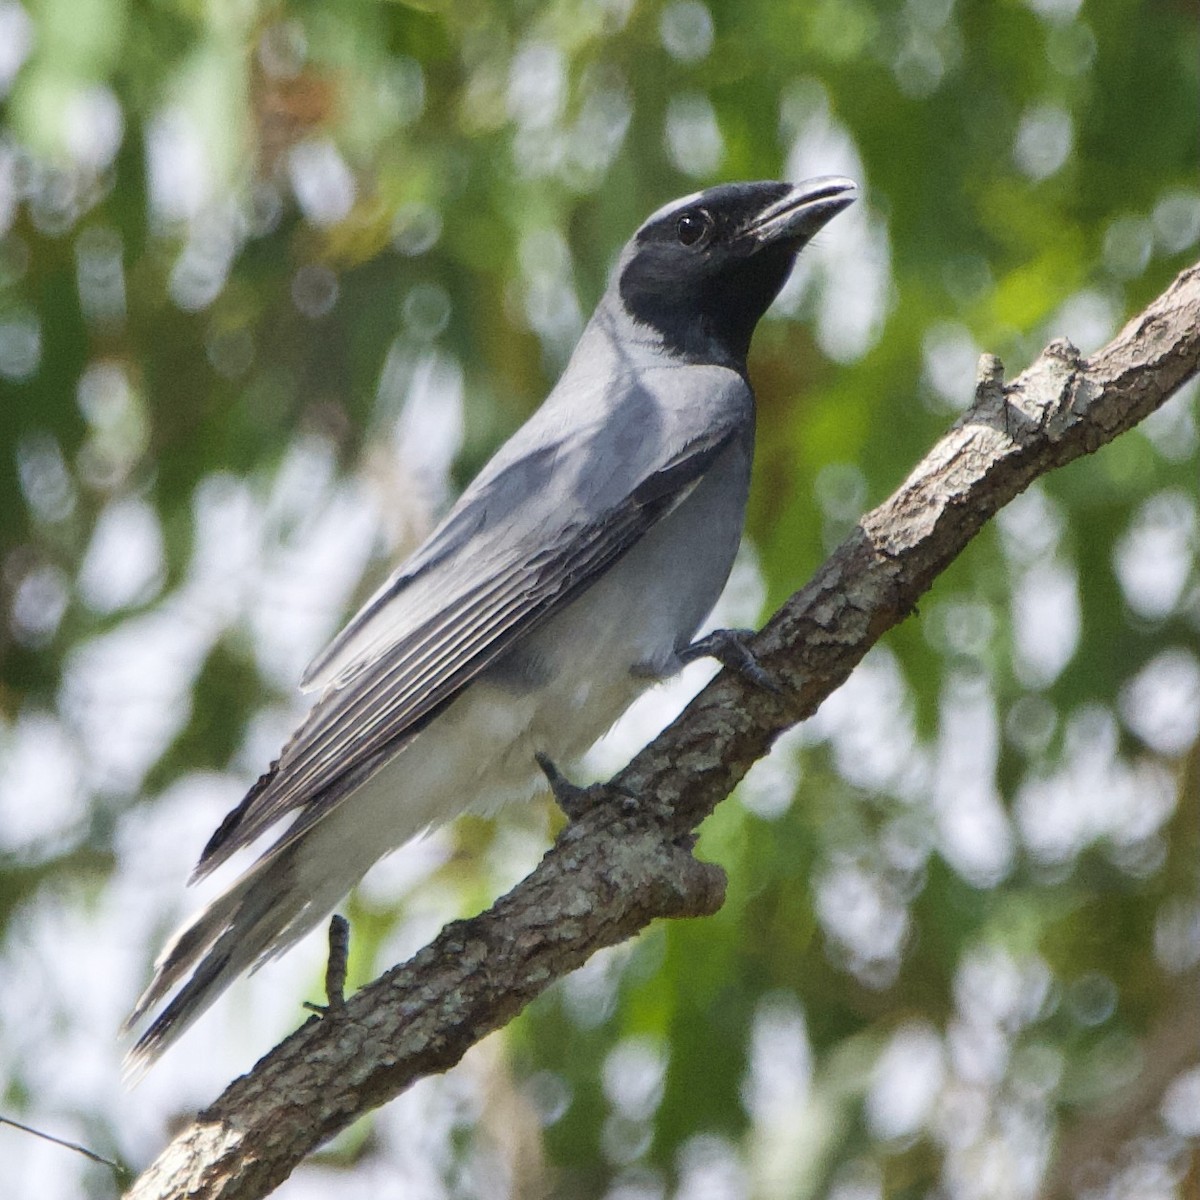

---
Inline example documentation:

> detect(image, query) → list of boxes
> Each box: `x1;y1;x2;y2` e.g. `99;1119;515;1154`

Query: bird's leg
535;751;639;821
302;913;350;1016
678;628;784;694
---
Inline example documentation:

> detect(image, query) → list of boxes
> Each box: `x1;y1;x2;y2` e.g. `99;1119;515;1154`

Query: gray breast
492;423;754;694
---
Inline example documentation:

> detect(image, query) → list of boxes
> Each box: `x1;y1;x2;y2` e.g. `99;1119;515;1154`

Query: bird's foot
679;627;783;694
302;913;350;1016
535;752;638;821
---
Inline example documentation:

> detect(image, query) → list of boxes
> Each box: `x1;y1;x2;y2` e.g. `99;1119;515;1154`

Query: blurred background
1;0;1198;1196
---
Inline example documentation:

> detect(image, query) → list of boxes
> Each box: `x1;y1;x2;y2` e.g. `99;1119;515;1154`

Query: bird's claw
536;752;638;820
679;627;783;694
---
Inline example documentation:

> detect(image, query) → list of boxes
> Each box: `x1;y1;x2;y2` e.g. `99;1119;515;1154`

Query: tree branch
124;261;1200;1200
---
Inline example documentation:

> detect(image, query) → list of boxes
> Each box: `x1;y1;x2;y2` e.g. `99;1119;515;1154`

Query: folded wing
195;397;745;878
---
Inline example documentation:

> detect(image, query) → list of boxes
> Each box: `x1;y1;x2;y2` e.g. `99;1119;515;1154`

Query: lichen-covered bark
124;261;1200;1200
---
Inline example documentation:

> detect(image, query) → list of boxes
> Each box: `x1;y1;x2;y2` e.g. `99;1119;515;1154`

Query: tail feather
122;844;326;1080
124;720;449;1076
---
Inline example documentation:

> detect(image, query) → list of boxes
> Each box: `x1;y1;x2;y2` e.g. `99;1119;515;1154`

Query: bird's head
615;176;857;371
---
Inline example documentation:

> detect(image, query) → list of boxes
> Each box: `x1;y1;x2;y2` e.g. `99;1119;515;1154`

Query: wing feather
195;417;742;877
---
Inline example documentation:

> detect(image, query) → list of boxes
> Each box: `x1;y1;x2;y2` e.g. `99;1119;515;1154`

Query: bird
124;175;858;1072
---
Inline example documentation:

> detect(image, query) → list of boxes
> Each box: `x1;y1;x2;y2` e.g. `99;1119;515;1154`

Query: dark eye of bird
675;210;712;247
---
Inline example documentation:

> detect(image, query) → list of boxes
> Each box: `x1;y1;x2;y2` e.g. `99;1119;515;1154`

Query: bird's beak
745;176;858;246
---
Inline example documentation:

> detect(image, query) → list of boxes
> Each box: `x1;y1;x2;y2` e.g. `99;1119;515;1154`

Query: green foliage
1;0;1197;1195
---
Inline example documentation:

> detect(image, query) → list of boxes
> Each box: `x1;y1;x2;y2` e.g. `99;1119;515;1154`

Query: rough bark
124;260;1200;1200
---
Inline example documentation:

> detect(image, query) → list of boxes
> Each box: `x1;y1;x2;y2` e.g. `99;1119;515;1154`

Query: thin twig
1;1113;131;1182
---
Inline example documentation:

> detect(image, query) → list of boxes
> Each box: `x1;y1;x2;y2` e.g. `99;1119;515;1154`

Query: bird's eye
676;210;712;247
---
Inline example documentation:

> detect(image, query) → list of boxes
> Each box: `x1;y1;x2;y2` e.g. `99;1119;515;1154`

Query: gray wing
195;394;746;877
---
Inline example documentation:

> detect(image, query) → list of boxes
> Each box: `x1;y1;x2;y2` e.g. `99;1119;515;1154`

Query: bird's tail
122;840;335;1080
